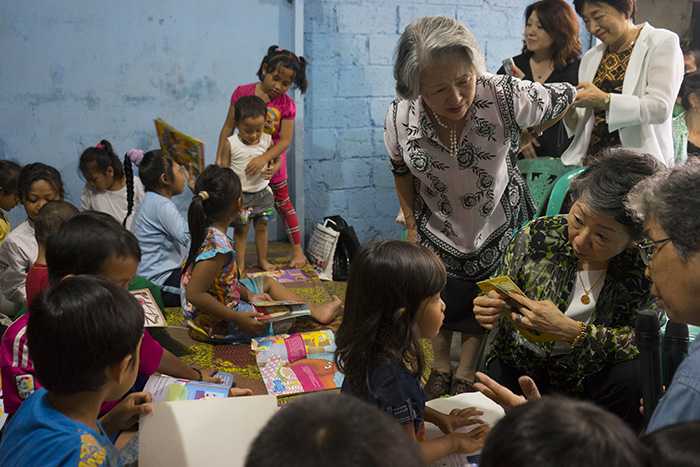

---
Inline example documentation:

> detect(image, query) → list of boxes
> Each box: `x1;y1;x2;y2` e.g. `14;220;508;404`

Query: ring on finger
513;313;522;324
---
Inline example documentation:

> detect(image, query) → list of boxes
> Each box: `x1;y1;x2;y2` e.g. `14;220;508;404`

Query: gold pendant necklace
577;268;606;305
431;110;458;158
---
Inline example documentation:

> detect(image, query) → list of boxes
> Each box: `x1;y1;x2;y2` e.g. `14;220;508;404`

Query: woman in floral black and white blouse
386;16;575;398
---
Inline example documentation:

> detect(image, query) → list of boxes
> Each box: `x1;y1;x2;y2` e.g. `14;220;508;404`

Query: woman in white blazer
561;0;683;166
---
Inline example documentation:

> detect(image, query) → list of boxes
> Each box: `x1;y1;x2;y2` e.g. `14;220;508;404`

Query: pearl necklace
577;268;606;305
431;110;458;158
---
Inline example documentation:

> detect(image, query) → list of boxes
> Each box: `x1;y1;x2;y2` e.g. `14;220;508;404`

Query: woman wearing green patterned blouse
474;148;661;430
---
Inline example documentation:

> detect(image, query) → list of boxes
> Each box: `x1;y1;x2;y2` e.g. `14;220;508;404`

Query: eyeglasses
636;237;672;266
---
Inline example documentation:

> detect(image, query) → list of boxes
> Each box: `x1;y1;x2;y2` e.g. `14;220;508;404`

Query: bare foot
289;244;308;268
258;259;277;272
310;295;343;324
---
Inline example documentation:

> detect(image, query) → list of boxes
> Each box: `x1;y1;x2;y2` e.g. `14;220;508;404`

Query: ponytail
256;45;309;94
183;166;242;274
183;193;209;274
122;149;144;227
79;139;124;181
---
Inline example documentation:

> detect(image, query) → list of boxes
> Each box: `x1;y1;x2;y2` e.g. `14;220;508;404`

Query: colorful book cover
131;288;167;327
251;331;344;396
143;375;230;403
246;268;308;283
154;118;205;178
476;276;558;343
252;301;311;323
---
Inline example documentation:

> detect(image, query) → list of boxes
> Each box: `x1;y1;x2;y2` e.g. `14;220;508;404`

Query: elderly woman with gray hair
386;16;575;399
627;158;700;433
474;148;661;430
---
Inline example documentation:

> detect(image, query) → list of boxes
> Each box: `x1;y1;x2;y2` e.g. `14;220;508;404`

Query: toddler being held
221;95;281;275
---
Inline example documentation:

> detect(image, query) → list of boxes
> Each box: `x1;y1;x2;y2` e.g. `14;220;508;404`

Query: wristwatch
602;93;611;109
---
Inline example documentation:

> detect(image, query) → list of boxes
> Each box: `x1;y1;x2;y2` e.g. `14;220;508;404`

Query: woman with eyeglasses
474;147;662;430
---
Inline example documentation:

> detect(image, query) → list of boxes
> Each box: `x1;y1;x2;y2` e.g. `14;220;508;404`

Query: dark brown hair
523;0;582;70
573;0;636;22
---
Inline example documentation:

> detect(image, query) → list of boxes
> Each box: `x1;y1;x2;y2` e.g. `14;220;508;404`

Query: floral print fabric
488;215;656;393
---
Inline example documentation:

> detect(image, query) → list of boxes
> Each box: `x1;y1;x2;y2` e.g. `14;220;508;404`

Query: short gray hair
627;158;700;260
569;147;662;239
393;16;487;100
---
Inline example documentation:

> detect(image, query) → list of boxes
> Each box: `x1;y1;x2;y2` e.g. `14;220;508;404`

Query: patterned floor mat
156;241;433;394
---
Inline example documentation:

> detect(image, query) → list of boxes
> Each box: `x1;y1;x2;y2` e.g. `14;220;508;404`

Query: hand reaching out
474;371;541;411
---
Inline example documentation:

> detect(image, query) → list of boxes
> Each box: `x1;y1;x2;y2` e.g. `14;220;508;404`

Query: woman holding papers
474;148;660;430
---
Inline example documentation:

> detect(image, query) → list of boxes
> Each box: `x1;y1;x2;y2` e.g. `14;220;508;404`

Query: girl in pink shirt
216;45;308;269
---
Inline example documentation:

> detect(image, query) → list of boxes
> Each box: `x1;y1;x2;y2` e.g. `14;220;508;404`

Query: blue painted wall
303;0;589;244
1;1;589;245
0;1;295;228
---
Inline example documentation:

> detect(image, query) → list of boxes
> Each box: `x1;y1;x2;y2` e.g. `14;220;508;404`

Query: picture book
131;288;167;327
246;268;308;283
251;330;344;397
476;276;558;343
252;301;311;323
154;118;205;178
143;374;231;403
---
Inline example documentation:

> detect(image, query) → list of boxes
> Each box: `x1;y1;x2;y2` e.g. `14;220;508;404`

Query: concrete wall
303;0;588;244
0;1;294;228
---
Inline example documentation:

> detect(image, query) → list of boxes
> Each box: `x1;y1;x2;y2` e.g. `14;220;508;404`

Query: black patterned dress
385;75;575;285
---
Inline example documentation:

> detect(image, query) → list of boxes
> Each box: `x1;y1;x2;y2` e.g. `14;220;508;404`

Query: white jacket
561;23;683;166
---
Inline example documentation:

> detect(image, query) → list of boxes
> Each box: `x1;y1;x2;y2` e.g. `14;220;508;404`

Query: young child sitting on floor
0;162;64;307
335;241;489;465
79;140;146;229
128;150;194;307
0;212;221;419
0;276;153;466
181;164;341;343
25;200;79;307
245;392;423;467
221;95;281;275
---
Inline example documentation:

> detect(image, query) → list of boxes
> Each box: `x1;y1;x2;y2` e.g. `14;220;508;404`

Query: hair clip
96;143;104;150
276;47;282;52
126;149;145;167
198;191;209;201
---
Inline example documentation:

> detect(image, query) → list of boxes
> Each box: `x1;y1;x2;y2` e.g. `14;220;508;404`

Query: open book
143;374;231;403
251;331;343;397
130;288;167;327
252;300;311;323
477;276;558;343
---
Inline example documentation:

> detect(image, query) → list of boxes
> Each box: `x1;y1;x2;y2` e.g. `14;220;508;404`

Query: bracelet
527;127;542;138
571;321;587;347
191;367;203;381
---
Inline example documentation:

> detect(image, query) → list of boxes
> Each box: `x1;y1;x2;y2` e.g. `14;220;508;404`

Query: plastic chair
517;158;570;218
545;166;588;216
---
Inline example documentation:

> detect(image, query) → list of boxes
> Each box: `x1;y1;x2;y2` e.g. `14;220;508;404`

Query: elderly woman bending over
474;148;661;430
386;16;575;399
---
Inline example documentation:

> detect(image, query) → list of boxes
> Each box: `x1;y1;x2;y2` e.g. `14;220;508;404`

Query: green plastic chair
517;158;570;218
545;166;588;216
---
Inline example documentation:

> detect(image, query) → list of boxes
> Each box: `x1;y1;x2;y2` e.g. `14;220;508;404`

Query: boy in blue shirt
0;276;152;466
